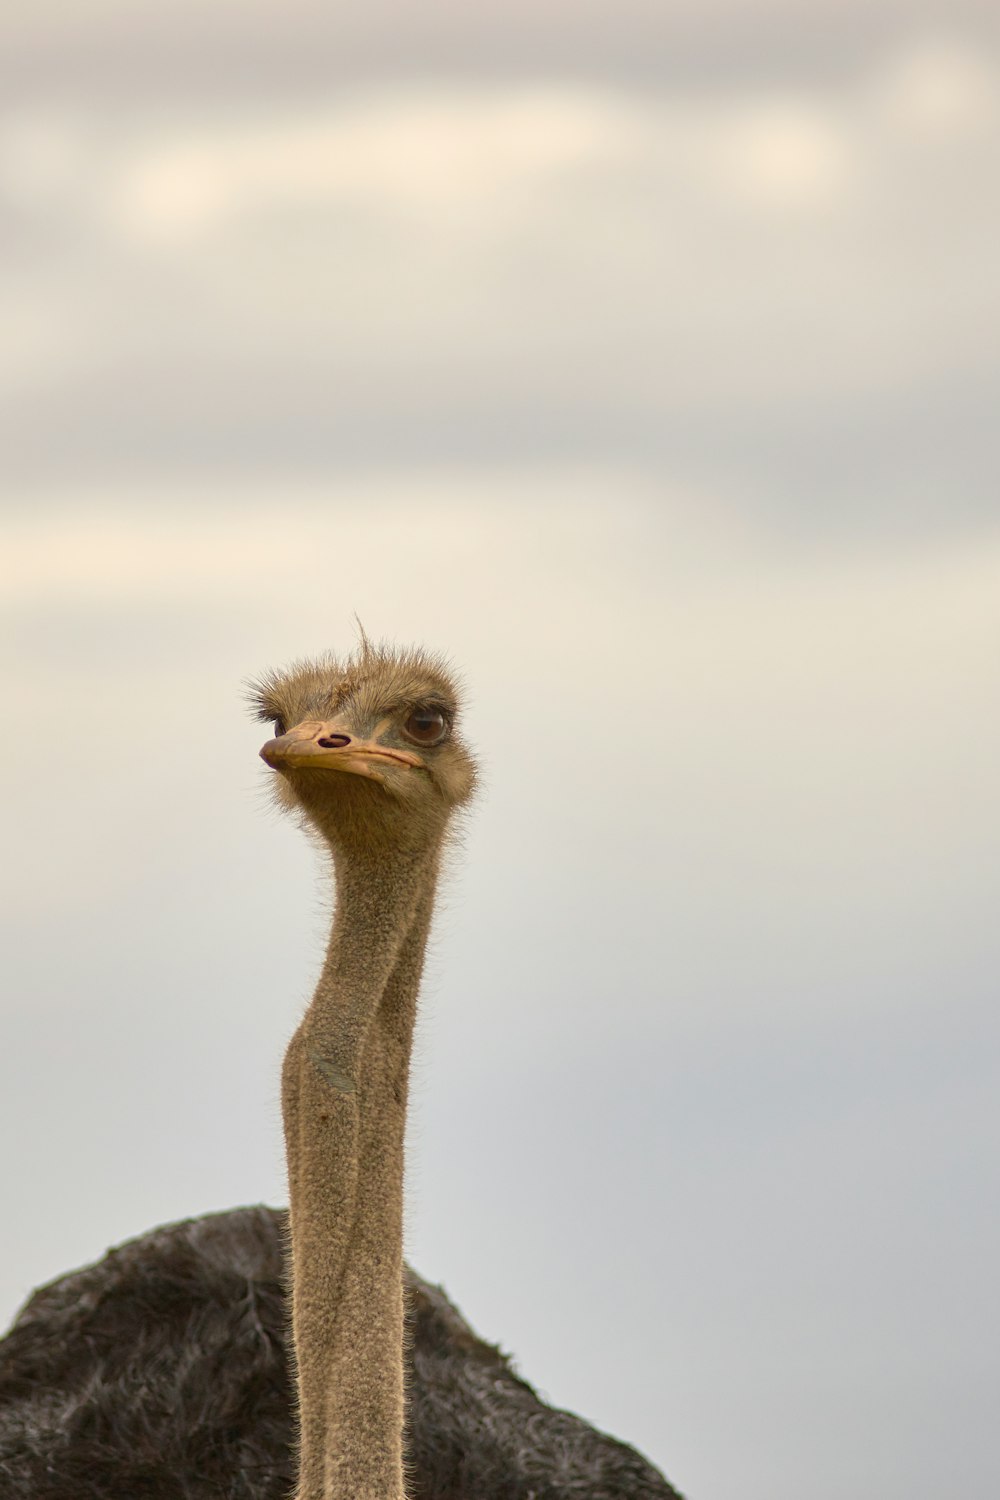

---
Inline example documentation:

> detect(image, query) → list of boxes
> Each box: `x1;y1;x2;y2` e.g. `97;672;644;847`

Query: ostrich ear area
259;721;424;778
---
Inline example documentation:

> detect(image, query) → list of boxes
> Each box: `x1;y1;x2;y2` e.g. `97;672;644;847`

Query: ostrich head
250;640;477;852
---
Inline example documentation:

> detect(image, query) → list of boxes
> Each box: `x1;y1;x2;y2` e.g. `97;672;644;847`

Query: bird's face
250;645;476;850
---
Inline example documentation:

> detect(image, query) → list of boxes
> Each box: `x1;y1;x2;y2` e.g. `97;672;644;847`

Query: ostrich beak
259;720;423;779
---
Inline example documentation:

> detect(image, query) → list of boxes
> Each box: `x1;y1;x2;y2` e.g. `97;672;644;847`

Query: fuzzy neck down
282;839;443;1500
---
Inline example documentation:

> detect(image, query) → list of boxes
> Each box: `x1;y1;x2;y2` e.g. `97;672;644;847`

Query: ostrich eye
273;717;287;738
402;706;448;746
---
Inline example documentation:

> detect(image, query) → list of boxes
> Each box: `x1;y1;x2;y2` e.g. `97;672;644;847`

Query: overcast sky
1;5;999;1499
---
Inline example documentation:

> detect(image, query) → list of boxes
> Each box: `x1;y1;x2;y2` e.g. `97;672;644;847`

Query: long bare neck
282;839;442;1500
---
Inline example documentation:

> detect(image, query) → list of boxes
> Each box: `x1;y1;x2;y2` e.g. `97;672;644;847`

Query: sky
1;5;999;1498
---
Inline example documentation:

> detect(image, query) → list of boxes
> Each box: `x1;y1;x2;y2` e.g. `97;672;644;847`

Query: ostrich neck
282;839;442;1500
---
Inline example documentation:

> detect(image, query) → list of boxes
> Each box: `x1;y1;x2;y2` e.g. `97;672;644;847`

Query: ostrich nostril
317;734;352;749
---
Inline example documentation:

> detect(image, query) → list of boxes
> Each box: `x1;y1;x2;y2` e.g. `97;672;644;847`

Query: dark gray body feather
0;1206;681;1499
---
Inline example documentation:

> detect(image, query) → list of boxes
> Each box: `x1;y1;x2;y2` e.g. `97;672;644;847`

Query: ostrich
0;641;682;1500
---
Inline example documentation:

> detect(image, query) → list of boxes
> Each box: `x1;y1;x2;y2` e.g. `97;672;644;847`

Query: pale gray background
2;4;999;1497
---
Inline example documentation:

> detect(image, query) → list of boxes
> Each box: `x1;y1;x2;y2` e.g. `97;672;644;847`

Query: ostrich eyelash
252;701;284;724
397;698;455;725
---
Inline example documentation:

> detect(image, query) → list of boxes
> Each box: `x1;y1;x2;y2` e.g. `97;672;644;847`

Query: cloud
109;90;634;246
0;34;996;518
870;33;1000;135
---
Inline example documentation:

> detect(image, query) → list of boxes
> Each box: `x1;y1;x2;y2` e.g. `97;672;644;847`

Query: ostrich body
0;641;683;1500
0;1206;680;1499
